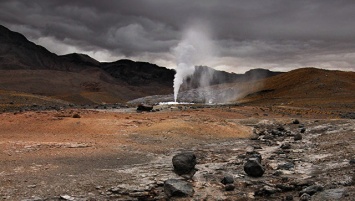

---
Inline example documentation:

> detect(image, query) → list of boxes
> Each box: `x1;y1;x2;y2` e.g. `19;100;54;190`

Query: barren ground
0;105;354;200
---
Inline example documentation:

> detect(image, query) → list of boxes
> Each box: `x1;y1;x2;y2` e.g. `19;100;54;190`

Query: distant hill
239;68;355;108
0;24;281;105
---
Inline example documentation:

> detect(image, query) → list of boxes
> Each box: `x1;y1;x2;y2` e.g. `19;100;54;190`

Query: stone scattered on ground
172;152;197;176
164;179;194;197
244;158;265;177
136;104;153;112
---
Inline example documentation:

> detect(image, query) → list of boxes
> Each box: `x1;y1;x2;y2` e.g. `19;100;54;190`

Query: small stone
281;143;291;149
294;133;303;141
285;195;293;200
164;179;194;197
72;113;81;118
349;159;355;165
244;158;265;177
60;195;76;200
221;175;234;185
299;185;323;196
293;119;300;124
278;162;295;170
299;193;311;201
254;186;279;196
300;128;306;133
225;184;235;191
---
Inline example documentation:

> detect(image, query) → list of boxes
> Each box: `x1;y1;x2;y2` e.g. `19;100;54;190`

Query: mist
173;23;216;102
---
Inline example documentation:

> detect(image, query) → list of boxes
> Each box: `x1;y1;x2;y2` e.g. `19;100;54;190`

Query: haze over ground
1;0;355;73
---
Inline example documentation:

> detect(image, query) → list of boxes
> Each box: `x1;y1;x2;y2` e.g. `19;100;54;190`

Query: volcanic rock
254;186;280;196
281;143;291;149
294;133;303;141
137;104;153;112
299;193;311;201
172;152;197;175
164;179;194;197
244;158;265;177
300;128;306;133
72;113;81;118
299;185;323;196
293;119;300;124
221;175;234;185
224;184;235;191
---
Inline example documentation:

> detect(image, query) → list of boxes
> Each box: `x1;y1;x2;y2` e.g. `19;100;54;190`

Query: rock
60;195;76;200
299;185;323;196
294;133;303;141
164;179;194;197
247;153;262;164
278;162;294;170
311;188;346;201
299;193;311;201
225;184;235;191
300;128;306;133
137;104;153;112
244;158;265;177
349;159;355;165
293;119;300;124
172;152;197;175
254;186;279;196
276;184;295;192
21;196;43;201
284;195;293;200
281;143;291;149
221;175;234;185
72;113;81;118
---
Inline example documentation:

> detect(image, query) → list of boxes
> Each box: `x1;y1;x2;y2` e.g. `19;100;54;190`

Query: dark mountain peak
100;59;174;86
60;53;100;67
0;24;29;43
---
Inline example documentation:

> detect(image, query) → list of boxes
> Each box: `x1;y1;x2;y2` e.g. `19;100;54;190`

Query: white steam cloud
173;24;216;102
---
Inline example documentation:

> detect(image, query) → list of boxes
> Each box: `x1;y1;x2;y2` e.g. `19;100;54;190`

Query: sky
1;0;355;73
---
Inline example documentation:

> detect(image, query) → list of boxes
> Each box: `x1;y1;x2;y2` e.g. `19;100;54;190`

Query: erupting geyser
173;25;215;102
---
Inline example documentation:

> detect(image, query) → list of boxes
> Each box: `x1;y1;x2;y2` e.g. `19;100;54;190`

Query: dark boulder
244;158;265;177
221;175;234;185
164;179;194;197
172;152;197;175
225;184;235;191
137;104;153;112
293;119;300;124
294;133;303;141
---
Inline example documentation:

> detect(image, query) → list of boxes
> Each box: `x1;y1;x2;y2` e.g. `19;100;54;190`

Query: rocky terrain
0;104;354;200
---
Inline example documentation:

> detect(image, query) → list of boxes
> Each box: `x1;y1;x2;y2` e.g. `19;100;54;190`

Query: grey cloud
0;0;355;72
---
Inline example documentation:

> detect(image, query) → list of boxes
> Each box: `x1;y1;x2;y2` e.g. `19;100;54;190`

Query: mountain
0;24;281;105
0;25;90;71
239;68;355;108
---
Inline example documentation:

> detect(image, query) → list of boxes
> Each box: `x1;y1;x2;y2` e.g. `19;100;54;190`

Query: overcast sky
1;0;355;73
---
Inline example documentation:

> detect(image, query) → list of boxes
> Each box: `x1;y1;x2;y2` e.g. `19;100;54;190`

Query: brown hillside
239;68;355;108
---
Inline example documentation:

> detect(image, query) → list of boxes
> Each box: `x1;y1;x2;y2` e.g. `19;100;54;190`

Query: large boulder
172;152;197;175
164;179;194;197
136;104;153;112
244;158;265;177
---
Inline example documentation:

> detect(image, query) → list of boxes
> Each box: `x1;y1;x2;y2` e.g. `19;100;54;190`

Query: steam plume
173;24;215;102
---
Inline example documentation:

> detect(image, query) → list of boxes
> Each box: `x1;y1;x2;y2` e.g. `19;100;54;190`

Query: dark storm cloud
0;0;355;72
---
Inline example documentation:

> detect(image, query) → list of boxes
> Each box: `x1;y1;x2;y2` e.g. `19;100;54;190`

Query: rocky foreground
0;106;354;200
